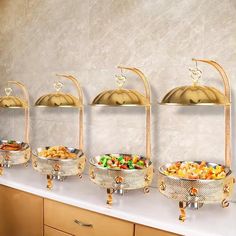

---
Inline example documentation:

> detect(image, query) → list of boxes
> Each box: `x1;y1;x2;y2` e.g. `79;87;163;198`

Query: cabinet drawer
44;199;134;236
44;226;72;236
135;224;181;236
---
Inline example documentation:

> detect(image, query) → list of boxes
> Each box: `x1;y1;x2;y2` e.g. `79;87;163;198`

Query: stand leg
179;201;186;222
221;199;229;208
78;173;82;179
107;188;114;205
47;174;53;189
0;164;3;176
143;186;150;194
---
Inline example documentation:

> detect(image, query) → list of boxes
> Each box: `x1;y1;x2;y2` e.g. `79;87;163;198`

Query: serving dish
33;75;86;189
89;66;153;205
90;154;153;204
0;81;30;174
0;140;30;169
32;146;85;188
158;59;235;221
158;161;233;204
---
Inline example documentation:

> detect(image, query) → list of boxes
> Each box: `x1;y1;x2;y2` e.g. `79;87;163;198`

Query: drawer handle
74;219;93;227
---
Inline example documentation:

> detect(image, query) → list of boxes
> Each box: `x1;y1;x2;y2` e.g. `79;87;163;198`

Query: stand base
179;200;230;222
106;187;150;206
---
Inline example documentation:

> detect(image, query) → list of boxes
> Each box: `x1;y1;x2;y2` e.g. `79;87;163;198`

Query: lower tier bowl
0;140;31;167
32;147;86;178
157;161;234;204
89;154;153;190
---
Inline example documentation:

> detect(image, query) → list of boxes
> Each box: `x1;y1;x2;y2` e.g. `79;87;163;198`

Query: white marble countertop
0;165;235;236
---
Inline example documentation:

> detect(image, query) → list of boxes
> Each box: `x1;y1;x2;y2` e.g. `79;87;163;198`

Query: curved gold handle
55;74;84;150
7;81;30;144
56;74;84;104
192;59;230;101
117;66;151;103
192;59;231;168
74;219;93;227
117;66;151;160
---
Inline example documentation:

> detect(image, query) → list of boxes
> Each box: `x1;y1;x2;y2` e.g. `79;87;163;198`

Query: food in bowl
97;154;149;170
163;161;227;180
0;140;22;151
38;146;76;159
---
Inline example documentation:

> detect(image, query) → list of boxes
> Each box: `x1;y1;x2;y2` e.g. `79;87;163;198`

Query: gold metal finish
91;66;151;160
90;170;96;180
89;66;152;205
143;186;150;194
92;89;148;106
47;174;53;189
221;199;229;208
161;59;232;168
189;187;198;196
161;85;229;105
35;76;82;108
106;188;114;205
158;161;233;203
179;202;187;222
223;184;230;194
89;154;153;190
0;85;28;108
115;176;124;184
35;93;81;107
92;66;150;107
161;59;230;106
158;60;234;220
0;95;27;108
0;81;30;143
159;181;166;191
35;75;84;150
32;147;86;188
0;164;3;176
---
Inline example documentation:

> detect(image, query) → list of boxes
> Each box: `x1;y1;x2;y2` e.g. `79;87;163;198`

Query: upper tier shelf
0;81;29;109
160;59;230;106
35;75;83;108
91;66;151;107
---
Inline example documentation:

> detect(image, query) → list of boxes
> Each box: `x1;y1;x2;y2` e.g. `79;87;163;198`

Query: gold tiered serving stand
0;81;31;174
89;66;153;205
158;59;235;221
32;75;86;189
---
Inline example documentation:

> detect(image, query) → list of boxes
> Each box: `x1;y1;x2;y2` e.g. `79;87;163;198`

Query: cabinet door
44;199;134;236
44;225;72;236
0;185;43;236
135;224;181;236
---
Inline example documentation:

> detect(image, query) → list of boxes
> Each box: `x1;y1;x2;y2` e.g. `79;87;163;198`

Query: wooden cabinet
135;224;181;236
44;226;72;236
0;185;182;236
0;185;43;236
44;199;134;236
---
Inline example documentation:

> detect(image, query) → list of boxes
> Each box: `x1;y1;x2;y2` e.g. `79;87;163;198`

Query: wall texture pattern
0;0;236;186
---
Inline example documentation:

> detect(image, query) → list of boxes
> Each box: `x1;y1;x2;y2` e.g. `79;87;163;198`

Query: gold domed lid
161;85;229;105
92;88;148;106
92;73;149;106
0;88;28;108
161;66;229;106
35;92;81;107
35;81;82;108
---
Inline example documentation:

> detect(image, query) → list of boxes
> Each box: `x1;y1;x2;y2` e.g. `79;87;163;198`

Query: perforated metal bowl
32;147;86;178
0;140;30;167
89;154;153;190
158;161;234;204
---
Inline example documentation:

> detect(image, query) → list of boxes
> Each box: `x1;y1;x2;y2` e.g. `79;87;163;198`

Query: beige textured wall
0;0;236;181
